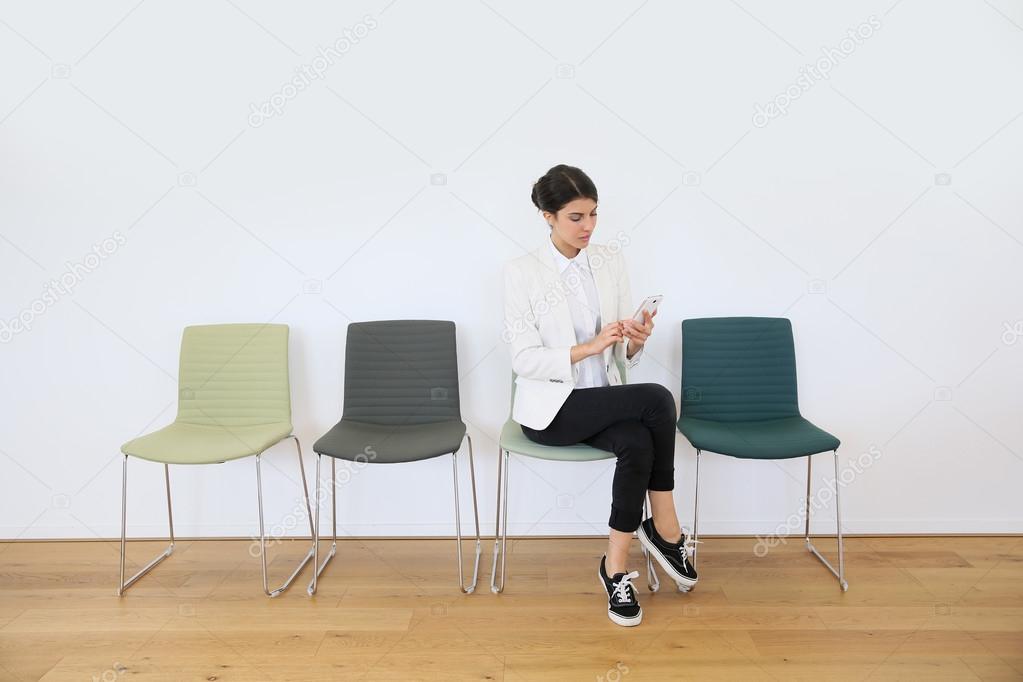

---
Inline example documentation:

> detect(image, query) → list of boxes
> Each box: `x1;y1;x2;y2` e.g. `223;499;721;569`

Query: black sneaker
598;555;642;627
636;517;699;591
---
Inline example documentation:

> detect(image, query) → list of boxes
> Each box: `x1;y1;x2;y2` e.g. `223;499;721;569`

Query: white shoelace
678;528;703;563
612;570;640;604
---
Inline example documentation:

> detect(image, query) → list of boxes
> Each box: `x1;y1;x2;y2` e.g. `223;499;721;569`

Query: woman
502;164;698;627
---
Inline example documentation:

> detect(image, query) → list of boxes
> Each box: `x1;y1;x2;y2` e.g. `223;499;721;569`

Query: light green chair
677;317;847;590
491;366;660;594
118;323;315;597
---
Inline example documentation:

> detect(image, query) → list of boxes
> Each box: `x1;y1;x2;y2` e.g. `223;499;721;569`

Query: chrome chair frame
690;448;848;591
490;445;661;594
118;434;316;597
307;433;481;596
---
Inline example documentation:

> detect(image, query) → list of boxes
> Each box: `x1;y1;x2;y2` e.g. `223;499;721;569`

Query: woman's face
545;197;598;250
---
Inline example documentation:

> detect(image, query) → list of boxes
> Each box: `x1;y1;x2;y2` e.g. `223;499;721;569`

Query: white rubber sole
636;523;698;590
608;608;642;627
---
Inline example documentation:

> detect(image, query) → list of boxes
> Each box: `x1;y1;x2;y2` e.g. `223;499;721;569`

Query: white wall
2;0;1021;541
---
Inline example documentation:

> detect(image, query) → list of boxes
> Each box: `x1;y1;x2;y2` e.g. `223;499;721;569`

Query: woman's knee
638;383;676;419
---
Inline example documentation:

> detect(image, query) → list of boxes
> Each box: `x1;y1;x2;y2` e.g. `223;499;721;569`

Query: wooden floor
0;536;1021;681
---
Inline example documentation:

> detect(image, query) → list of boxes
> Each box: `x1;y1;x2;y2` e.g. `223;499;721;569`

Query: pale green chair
118;323;315;597
491;366;660;594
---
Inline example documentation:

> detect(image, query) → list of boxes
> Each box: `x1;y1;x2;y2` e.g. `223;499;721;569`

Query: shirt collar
547;233;591;275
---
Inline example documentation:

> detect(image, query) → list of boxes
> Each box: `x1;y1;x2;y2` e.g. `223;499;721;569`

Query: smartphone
632;295;663;322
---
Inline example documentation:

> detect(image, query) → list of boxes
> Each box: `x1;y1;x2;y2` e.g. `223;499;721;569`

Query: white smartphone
632;295;663;322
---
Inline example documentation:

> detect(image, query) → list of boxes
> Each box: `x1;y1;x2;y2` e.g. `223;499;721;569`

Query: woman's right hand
585;322;624;356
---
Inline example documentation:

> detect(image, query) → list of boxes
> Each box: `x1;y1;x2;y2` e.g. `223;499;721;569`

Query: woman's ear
542;210;554;227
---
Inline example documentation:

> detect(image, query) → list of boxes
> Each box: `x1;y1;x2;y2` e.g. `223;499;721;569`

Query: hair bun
529;165;598;215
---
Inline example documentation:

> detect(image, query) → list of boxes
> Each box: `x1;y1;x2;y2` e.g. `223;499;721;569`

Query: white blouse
547;234;610;389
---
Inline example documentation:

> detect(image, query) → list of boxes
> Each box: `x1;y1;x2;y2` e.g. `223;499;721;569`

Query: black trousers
520;383;677;533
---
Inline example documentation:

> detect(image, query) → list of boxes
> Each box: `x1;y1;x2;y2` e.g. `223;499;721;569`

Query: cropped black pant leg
520;383;677;533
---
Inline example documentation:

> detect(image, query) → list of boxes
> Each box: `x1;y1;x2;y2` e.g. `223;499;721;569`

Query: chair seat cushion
121;421;294;464
313;419;466;463
678;415;840;459
499;418;613;462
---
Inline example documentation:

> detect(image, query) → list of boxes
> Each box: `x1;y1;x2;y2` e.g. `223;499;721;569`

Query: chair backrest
176;323;292;427
680;317;799;422
343;320;461;425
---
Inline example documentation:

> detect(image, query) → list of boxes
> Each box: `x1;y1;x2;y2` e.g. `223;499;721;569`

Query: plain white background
1;0;1021;540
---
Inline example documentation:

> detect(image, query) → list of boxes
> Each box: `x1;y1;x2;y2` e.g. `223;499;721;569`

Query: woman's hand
622;309;656;351
585;322;625;356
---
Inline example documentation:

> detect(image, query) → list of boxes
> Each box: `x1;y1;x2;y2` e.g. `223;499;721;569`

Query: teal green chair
118;323;315;597
677;317;847;590
491;365;660;594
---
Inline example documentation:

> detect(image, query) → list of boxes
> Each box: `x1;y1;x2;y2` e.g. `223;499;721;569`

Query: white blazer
502;239;643;430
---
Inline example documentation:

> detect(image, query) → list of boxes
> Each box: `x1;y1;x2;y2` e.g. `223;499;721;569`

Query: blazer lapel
533;244;577;347
589;244;617;368
589;244;615;335
532;241;618;372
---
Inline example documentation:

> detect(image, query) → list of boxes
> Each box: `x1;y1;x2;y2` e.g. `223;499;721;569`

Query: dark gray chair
306;320;481;595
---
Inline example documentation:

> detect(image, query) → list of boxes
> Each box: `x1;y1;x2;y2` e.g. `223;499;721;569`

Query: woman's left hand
622;309;656;349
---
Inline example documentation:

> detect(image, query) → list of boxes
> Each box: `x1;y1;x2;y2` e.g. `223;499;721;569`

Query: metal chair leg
118;456;174;596
307;454;338;596
453;434;482;594
804;450;849;591
641;493;660;592
670;449;702;593
490;447;510;594
255;436;317;598
691;449;701;566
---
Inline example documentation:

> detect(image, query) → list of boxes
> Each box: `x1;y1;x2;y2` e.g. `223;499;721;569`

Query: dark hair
530;164;598;214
